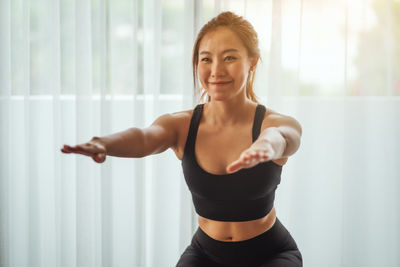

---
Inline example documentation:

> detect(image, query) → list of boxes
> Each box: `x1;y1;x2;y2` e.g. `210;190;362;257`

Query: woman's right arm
61;113;179;163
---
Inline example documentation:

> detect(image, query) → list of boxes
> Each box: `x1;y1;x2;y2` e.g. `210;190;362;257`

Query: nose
211;59;226;78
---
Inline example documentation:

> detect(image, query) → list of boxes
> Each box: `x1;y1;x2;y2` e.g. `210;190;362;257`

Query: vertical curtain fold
1;0;400;266
267;0;282;109
131;1;145;266
74;0;99;266
0;0;11;266
385;0;393;96
97;0;112;264
142;1;158;266
296;0;303;97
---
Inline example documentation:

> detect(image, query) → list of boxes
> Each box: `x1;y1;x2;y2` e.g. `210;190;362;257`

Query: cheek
231;65;248;83
198;65;209;82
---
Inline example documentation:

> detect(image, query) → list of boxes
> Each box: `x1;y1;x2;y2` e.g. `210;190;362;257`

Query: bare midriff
198;206;276;242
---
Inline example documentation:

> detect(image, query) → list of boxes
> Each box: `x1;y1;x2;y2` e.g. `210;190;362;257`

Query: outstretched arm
226;113;302;173
61;113;178;163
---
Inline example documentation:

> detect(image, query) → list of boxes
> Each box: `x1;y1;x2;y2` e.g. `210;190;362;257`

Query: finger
61;145;83;154
61;146;71;153
242;151;259;164
243;151;264;167
248;149;264;159
251;151;262;161
227;154;258;173
75;143;102;154
226;159;245;173
251;151;264;161
61;144;73;152
249;150;270;162
70;143;104;155
62;144;80;152
246;157;259;167
62;145;95;157
259;151;270;161
242;152;253;162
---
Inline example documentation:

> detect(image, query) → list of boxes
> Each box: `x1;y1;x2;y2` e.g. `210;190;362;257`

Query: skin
61;26;302;242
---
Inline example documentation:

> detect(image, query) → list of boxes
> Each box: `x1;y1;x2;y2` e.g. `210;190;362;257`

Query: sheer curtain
1;0;399;267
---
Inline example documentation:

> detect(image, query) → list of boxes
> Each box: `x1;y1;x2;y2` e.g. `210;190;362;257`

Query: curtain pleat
385;0;394;96
268;0;283;108
0;0;11;266
97;0;113;265
50;0;62;265
296;0;303;97
74;0;98;265
1;0;400;266
142;2;158;266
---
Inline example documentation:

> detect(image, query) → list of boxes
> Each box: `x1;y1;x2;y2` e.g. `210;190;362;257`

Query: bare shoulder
170;109;193;120
155;109;194;160
166;109;193;130
151;109;193;128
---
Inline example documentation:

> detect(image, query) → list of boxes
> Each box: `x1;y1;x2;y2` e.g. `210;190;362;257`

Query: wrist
91;136;108;154
252;138;271;148
255;127;286;158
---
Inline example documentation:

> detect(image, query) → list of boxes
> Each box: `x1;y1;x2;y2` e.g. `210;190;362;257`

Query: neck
204;97;257;126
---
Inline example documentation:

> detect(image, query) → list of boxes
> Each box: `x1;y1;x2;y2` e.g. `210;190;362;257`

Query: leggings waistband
192;218;298;266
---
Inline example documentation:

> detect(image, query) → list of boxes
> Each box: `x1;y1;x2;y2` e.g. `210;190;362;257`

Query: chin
208;93;228;101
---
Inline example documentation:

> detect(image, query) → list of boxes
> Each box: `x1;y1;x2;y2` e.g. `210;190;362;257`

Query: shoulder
152;109;193;128
261;107;294;123
169;109;194;126
145;109;194;159
160;108;195;160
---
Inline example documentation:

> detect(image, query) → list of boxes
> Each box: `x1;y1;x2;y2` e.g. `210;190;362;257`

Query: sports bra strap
183;104;204;156
252;104;266;142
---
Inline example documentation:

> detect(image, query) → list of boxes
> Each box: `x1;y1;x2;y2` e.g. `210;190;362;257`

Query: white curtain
1;0;399;267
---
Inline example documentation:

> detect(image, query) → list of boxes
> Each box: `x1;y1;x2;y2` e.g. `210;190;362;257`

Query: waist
198;206;277;242
191;192;276;222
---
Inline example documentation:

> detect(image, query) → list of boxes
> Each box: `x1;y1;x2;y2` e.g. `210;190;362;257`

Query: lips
208;81;232;85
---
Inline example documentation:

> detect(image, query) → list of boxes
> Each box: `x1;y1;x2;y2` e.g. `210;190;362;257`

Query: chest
194;124;253;175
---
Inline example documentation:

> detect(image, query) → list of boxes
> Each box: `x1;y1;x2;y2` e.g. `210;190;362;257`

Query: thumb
92;153;106;163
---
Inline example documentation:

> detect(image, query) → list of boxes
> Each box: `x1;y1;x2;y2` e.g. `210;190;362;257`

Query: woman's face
197;27;256;102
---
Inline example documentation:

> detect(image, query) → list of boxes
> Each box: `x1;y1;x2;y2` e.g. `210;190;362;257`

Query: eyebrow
199;48;239;55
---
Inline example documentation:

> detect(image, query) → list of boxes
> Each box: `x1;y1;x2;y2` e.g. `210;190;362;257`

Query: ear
249;57;259;71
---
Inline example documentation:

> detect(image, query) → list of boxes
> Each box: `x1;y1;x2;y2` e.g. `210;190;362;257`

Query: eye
200;57;210;62
225;56;236;61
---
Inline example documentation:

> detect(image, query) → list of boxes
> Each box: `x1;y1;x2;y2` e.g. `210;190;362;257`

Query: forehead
199;27;247;55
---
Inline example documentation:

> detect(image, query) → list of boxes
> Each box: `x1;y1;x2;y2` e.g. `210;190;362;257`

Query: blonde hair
192;11;260;103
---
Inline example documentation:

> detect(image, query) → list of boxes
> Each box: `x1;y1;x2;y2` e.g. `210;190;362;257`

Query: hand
226;140;275;173
61;137;107;163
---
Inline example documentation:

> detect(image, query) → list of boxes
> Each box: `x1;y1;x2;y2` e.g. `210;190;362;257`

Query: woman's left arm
257;113;302;159
226;113;302;173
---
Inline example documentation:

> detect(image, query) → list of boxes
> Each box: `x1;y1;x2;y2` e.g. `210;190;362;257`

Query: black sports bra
181;104;282;222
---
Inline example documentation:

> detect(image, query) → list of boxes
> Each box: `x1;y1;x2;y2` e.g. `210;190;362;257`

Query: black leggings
176;218;302;267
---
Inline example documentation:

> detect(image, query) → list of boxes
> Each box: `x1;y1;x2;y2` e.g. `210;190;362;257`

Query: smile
208;81;232;86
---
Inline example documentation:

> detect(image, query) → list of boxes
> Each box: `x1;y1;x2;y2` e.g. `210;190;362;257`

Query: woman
62;12;302;267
